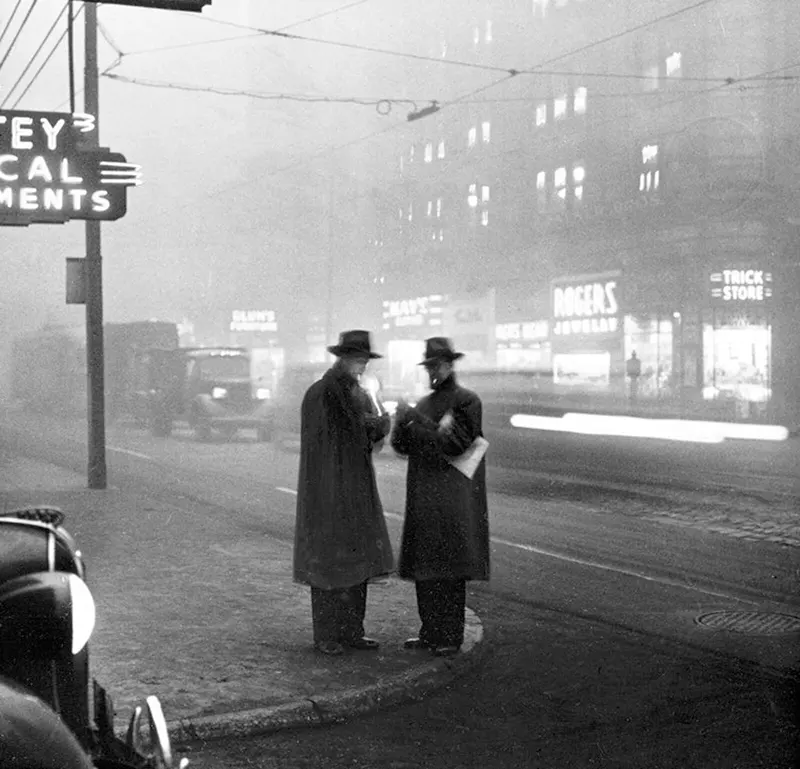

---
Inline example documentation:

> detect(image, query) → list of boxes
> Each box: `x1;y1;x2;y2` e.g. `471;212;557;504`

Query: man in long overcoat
391;337;490;657
293;329;394;656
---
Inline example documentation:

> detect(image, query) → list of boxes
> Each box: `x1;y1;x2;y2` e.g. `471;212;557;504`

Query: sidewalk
0;455;486;747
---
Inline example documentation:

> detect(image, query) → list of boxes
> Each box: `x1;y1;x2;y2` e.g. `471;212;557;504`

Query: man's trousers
415;578;466;647
310;582;367;644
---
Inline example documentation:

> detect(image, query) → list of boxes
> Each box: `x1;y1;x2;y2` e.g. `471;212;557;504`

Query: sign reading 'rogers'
551;277;620;336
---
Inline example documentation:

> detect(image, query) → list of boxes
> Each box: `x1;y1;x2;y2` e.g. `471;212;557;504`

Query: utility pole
84;2;107;489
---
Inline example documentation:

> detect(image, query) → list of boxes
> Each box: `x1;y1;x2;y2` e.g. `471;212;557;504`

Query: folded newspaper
446;436;489;479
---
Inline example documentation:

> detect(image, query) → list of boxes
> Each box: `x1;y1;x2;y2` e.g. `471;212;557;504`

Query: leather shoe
314;641;345;656
432;644;460;657
403;637;434;650
343;637;380;651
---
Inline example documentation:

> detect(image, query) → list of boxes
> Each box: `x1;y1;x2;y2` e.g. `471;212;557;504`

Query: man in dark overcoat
391;337;490;657
293;330;394;656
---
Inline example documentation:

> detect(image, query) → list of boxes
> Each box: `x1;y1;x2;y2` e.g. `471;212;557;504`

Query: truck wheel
151;414;172;437
194;419;212;442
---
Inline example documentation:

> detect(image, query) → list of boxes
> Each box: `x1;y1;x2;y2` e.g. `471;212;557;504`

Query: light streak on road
510;413;789;443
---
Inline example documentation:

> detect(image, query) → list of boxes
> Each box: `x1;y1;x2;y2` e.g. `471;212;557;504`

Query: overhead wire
0;0;27;56
1;1;68;109
0;0;41;74
4;0;84;110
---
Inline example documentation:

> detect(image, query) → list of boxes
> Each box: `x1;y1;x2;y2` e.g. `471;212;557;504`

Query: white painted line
491;536;759;604
272;491;755;604
108;446;153;460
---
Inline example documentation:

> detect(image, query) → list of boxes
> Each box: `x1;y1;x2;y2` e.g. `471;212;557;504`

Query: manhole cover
696;611;800;636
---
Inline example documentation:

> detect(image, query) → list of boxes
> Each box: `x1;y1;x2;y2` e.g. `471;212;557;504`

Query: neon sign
0;110;140;225
552;277;620;336
710;269;773;303
230;310;278;332
382;295;443;329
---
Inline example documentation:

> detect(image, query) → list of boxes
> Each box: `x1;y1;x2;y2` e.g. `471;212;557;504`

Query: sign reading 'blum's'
0;110;140;225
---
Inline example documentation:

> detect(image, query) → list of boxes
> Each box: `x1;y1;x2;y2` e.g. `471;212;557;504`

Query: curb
168;608;487;747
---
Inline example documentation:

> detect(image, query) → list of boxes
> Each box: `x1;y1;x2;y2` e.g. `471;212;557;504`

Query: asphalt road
1;411;799;767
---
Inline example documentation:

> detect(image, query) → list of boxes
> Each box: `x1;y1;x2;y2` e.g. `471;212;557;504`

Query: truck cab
133;346;273;441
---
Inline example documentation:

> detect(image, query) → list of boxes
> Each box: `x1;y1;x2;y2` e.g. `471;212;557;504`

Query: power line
0;0;41;75
5;1;84;110
1;2;68;109
0;0;27;56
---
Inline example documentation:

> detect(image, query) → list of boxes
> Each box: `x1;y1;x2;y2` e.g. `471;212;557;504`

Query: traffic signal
85;1;212;10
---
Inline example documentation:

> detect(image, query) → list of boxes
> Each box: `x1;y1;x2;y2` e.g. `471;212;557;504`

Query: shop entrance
703;311;771;418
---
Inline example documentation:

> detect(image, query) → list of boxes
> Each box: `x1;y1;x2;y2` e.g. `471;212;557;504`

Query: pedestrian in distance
293;330;394;656
626;350;642;403
391;337;490;658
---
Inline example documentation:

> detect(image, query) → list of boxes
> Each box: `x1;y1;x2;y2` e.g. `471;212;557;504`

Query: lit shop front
702;268;773;418
380;294;444;397
495;321;550;371
550;273;624;391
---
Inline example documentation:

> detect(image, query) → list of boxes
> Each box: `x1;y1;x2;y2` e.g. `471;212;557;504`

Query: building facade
370;0;800;425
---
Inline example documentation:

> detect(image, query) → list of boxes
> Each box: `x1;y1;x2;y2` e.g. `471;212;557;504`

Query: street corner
167;605;488;749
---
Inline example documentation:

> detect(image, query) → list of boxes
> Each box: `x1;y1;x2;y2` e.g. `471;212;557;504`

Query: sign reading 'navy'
0;110;141;225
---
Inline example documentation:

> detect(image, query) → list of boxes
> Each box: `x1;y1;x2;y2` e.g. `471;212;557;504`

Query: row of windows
642;51;683;90
396;144;664;230
532;0;588;19
536;86;587;126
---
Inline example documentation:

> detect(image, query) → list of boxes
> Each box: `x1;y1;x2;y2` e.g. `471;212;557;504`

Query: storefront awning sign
496;321;549;343
552;276;620;337
230;310;278;332
0;110;140;225
709;269;772;303
382;295;443;329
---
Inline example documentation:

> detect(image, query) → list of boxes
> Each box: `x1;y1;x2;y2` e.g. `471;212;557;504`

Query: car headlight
256;388;271;400
211;387;228;399
68;573;96;654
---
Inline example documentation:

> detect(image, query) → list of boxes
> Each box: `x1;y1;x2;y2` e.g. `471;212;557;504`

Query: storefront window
623;314;674;397
702;310;771;417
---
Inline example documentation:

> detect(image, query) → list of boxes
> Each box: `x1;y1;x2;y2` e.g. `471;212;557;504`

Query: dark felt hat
327;329;382;359
418;337;464;365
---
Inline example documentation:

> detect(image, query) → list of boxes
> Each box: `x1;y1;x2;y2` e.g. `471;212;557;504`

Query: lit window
573;163;585;201
468;126;477;147
532;0;549;18
642;144;658;164
398;207;403;220
554;166;567;204
473;26;480;45
408;203;413;221
399;155;404;172
666;51;682;77
481;185;490;203
438;140;446;159
482;121;491;143
481;210;489;226
441;40;447;58
432;230;437;240
436;198;442;217
468;183;478;208
427;200;433;217
535;103;547;127
574;86;587;115
643;65;659;91
554;95;568;120
486;20;493;42
555;0;567;7
409;145;415;162
439;228;444;241
640;144;661;195
536;170;547;213
424;143;433;163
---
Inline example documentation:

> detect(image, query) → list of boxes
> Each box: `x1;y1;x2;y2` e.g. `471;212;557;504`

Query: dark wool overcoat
391;375;490;582
293;365;394;590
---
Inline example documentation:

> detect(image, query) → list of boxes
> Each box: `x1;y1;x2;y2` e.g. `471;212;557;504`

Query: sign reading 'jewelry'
0;110;140;225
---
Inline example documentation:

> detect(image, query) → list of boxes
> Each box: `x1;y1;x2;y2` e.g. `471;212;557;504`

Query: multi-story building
371;0;800;426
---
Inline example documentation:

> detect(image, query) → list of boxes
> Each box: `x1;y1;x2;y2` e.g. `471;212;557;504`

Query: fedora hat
327;329;382;359
419;337;464;365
